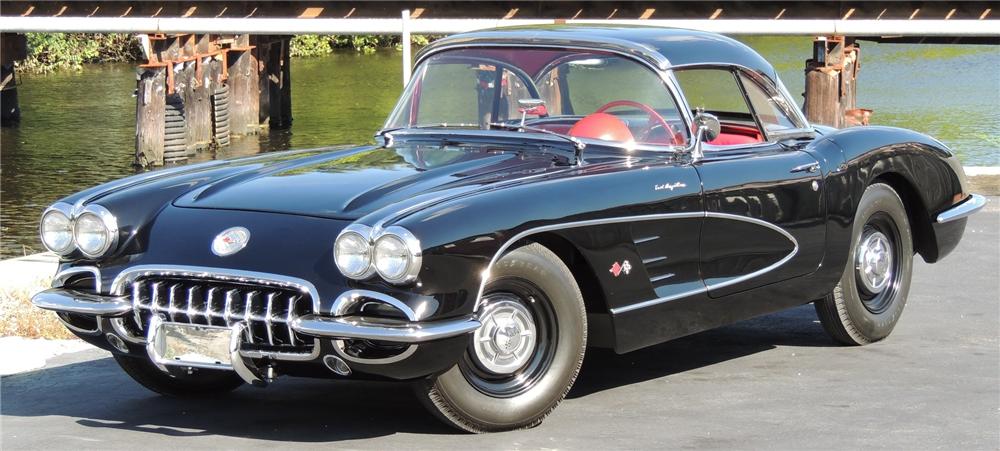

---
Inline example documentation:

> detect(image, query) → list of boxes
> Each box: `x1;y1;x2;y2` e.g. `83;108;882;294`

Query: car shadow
2;305;833;442
570;303;834;398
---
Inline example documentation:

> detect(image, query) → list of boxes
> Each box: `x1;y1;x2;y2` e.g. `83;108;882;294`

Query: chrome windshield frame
383;42;696;154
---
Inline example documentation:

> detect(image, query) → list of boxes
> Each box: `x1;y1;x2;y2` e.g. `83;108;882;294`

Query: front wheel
814;183;914;345
414;243;587;433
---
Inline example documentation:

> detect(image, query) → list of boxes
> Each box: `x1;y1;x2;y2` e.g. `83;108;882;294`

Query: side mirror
517;98;548;128
686;112;721;162
693;112;721;142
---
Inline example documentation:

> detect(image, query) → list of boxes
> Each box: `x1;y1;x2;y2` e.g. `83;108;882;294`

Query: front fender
823;126;969;264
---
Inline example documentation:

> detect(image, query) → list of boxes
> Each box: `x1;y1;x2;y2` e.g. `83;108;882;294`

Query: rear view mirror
517;99;548;128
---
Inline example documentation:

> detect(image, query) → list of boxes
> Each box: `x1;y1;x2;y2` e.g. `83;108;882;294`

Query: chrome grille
130;276;313;349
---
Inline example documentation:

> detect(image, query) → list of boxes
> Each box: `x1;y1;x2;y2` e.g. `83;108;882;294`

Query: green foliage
288;34;438;57
19;33;436;71
20;33;142;73
289;35;336;57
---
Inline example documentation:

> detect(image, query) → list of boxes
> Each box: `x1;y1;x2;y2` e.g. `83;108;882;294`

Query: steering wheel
594;100;684;145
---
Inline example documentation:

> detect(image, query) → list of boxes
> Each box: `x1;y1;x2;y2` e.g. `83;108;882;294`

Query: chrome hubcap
472;296;537;375
856;230;893;293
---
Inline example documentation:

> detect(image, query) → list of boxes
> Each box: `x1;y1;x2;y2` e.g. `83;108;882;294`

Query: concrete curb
965;166;1000;196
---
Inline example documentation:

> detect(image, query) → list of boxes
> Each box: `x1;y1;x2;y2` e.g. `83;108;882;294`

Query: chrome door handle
790;162;820;174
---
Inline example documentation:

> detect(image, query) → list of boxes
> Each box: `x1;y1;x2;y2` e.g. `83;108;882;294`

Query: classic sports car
33;26;983;432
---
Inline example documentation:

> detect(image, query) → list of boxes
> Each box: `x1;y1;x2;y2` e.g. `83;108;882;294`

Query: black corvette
33;26;984;432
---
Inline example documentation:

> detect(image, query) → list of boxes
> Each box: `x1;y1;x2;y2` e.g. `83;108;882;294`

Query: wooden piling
134;68;167;166
255;35;292;130
226;34;259;136
804;36;864;128
0;33;27;125
134;33;293;166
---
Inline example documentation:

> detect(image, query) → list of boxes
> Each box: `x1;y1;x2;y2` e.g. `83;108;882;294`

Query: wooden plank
190;33;212;150
227;34;260;136
135;68;166;166
278;36;292;128
266;39;283;128
254;36;270;128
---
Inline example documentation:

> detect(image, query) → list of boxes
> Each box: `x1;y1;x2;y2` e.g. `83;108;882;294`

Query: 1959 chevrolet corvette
33;26;984;432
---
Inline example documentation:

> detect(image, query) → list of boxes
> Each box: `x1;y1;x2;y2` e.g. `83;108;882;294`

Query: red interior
707;124;763;146
538;120;765;147
567;113;635;142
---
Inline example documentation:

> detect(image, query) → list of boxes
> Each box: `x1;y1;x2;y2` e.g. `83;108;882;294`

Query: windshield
384;48;689;147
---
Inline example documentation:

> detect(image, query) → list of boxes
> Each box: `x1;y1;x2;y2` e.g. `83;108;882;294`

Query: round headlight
40;208;74;254
74;212;112;258
373;227;421;284
335;231;372;278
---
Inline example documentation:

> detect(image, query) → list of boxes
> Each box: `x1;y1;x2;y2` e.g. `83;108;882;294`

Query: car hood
172;142;569;220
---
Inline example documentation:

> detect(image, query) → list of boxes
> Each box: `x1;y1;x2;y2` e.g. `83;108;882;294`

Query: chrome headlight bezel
72;204;119;259
39;202;76;255
372;226;423;284
334;224;376;279
334;224;422;285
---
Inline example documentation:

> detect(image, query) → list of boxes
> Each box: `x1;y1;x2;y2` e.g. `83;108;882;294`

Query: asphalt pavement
3;200;997;450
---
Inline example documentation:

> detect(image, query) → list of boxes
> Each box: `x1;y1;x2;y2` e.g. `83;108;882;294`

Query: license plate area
148;319;235;370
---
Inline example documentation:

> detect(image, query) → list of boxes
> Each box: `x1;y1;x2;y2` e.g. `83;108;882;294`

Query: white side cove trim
474;211;799;314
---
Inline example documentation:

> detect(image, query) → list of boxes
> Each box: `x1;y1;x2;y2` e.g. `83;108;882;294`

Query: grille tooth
285;295;297;345
131;277;314;353
243;291;256;343
168;283;183;322
263;293;275;345
224;289;237;326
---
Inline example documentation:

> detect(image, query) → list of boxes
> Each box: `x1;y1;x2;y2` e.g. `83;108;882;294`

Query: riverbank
17;32;427;73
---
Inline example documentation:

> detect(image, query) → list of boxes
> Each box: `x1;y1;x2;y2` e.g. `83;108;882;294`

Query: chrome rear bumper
937;194;986;223
32;288;132;316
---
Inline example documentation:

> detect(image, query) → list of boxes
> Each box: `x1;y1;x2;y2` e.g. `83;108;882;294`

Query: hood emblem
212;227;250;257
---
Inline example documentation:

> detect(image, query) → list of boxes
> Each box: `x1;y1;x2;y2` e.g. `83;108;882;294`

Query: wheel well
872;172;937;262
519;232;609;315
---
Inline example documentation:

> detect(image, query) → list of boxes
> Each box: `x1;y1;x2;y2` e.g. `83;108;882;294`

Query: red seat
567;113;634;142
708;133;760;146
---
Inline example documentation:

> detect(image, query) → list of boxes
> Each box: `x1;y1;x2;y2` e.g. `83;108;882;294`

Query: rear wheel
414;243;587;432
114;355;244;397
815;183;913;345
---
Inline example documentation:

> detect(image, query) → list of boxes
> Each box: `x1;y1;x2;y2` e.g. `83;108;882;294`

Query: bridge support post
804;36;867;128
254;35;292;130
135;33;292;167
227;34;259;137
135;68;167;167
1;33;26;126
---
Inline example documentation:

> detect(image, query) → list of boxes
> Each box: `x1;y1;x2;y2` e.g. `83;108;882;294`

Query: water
2;40;998;258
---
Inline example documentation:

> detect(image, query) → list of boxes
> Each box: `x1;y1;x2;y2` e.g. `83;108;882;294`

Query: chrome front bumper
32;288;132;316
32;287;480;344
292;314;480;343
937;194;986;223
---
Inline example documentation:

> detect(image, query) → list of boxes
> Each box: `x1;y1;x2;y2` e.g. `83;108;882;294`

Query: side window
673;69;751;115
563;57;676;115
739;73;798;132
